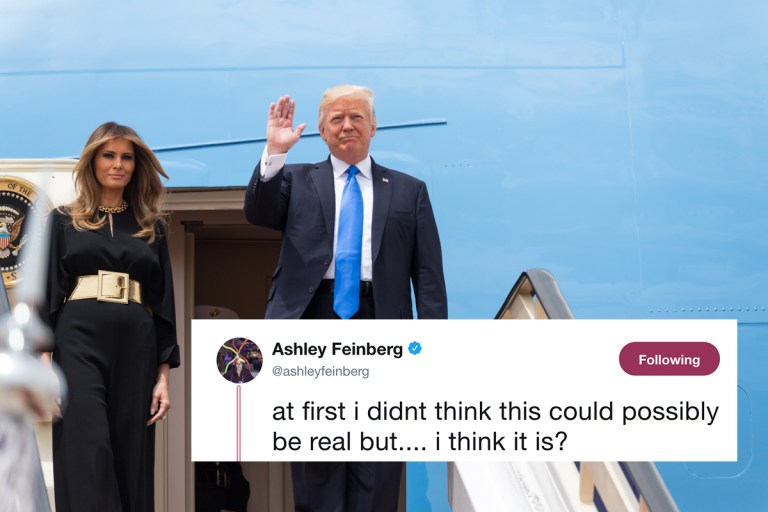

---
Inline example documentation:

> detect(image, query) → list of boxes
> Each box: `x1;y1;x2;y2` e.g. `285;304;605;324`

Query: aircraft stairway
447;270;679;512
0;212;57;511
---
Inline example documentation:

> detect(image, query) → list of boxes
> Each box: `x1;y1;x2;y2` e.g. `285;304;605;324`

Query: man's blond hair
318;85;376;126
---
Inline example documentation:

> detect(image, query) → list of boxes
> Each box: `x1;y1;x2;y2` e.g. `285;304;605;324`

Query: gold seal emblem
0;176;52;287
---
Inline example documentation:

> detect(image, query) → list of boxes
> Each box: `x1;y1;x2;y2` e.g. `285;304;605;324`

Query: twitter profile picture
217;337;263;384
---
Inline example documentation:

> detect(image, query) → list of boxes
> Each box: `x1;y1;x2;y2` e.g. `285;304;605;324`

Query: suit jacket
244;157;447;319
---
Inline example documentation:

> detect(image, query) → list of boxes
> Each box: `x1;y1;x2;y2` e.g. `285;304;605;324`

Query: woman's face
236;359;243;372
93;137;135;195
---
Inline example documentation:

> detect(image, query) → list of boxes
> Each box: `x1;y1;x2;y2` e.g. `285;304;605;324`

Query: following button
619;342;719;376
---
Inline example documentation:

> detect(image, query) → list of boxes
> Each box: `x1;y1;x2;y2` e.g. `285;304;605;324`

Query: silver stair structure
0;208;64;512
448;269;679;512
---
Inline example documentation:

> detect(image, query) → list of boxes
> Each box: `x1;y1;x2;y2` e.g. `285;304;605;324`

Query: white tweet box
191;319;736;462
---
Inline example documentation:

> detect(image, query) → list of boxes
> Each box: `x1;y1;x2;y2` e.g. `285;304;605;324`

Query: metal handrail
0;209;62;511
622;462;679;512
0;279;53;511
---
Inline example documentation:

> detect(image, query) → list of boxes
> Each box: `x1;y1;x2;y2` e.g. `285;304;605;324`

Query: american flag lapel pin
382;177;389;183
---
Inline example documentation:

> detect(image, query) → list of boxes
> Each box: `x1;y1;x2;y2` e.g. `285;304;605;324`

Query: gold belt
68;271;142;304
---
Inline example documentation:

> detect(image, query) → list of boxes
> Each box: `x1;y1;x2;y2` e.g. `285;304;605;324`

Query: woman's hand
40;352;62;420
147;363;171;426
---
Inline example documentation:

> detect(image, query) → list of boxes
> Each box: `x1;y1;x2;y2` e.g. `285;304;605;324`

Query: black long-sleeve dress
44;207;179;512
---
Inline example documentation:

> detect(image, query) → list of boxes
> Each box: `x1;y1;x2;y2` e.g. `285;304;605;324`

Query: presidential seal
0;176;52;287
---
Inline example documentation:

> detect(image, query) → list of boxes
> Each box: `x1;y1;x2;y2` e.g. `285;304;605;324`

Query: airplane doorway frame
166;189;293;512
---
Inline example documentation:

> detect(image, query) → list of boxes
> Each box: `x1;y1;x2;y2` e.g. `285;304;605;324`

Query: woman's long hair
68;122;168;243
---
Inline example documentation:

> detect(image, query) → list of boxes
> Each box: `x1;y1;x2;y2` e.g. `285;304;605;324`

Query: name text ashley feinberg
272;342;403;359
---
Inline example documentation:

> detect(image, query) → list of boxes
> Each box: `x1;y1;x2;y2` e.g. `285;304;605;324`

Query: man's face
319;95;376;165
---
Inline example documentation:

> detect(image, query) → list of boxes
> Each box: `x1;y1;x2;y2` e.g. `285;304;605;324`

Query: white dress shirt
260;148;374;281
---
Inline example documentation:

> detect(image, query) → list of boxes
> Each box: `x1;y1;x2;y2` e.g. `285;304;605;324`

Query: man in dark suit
244;85;447;511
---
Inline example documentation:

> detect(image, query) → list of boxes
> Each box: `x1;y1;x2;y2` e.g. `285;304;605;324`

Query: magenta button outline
619;342;720;376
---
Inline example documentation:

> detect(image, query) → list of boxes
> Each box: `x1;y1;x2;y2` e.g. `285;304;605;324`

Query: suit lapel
371;159;392;265
311;159;335;246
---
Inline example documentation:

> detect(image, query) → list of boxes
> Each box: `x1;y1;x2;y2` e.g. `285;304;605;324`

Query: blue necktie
334;166;363;319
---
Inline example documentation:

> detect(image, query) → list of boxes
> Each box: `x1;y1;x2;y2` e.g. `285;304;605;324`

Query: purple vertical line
237;385;242;461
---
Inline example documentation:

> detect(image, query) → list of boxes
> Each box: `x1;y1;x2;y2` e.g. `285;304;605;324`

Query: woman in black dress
44;122;179;511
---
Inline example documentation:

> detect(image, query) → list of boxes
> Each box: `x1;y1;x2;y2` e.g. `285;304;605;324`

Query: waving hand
266;95;307;155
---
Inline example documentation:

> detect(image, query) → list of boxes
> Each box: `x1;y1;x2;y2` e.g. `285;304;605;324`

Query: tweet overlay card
191;319;736;462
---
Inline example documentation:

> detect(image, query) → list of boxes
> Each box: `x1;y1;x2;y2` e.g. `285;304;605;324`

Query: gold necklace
98;200;128;214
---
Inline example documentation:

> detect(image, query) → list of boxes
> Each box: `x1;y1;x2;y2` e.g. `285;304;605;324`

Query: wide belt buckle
97;270;130;304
